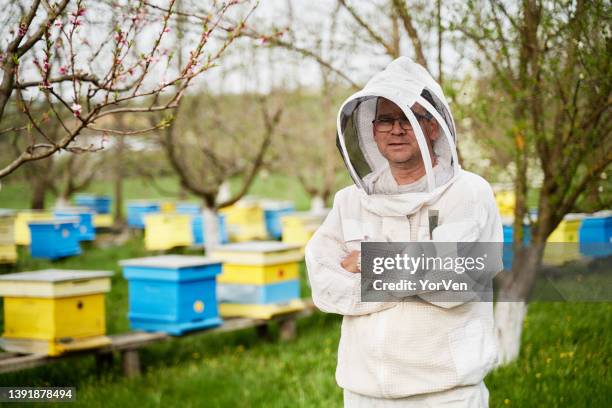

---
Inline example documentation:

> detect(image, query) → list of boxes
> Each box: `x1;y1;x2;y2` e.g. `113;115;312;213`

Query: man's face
372;98;438;165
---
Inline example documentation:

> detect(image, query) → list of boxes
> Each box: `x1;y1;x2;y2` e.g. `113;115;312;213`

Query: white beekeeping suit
305;57;503;407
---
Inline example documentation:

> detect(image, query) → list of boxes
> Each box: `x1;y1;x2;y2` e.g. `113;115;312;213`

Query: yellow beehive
159;200;177;213
219;299;306;319
14;210;53;245
219;262;299;285
543;214;583;266
547;216;582;243
0;245;17;264
144;213;193;251
209;241;303;266
0;269;113;356
495;191;515;217
209;241;304;319
93;214;113;228
281;211;328;248
0;210;17;264
220;202;264;225
220;201;267;241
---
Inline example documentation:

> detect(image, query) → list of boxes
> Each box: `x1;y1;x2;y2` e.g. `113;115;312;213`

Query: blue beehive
29;218;82;260
54;208;96;241
218;279;300;304
120;255;223;335
191;214;229;245
127;201;160;229
176;204;229;245
74;194;112;214
502;224;532;270
262;202;295;240
176;202;201;215
579;213;612;258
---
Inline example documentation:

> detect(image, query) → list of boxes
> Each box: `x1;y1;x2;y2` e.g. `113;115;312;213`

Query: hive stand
0;300;314;378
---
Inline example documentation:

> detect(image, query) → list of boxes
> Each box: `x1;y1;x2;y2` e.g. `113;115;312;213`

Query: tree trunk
30;180;47;210
310;195;325;212
113;137;126;227
494;301;527;366
55;196;70;209
202;206;220;254
495;241;545;365
217;181;231;203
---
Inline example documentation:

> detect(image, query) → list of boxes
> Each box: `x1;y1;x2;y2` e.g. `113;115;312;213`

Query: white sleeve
305;192;398;316
418;187;503;309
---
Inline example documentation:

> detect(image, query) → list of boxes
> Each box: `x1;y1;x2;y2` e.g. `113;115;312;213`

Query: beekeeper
305;57;503;407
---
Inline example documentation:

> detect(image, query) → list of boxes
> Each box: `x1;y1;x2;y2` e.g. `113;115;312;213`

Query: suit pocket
448;319;494;384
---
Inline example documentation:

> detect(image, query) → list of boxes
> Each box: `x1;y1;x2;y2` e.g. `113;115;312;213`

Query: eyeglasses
372;112;433;133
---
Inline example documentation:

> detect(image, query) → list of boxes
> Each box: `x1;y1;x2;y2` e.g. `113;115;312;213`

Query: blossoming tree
0;0;254;178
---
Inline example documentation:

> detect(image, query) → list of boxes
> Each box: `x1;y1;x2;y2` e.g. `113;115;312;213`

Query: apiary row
0;241;306;356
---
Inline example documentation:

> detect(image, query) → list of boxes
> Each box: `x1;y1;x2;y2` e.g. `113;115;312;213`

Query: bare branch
338;0;397;57
391;0;428;69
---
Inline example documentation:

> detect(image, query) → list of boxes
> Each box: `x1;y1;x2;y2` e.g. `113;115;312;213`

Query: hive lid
27;217;80;225
260;200;295;210
54;206;95;214
119;255;221;268
212;241;301;253
0;269;113;282
563;213;586;221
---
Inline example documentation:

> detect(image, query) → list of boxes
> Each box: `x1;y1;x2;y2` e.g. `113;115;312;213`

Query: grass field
0;178;610;407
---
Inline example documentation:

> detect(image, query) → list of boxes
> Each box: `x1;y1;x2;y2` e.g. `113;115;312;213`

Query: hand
341;251;361;273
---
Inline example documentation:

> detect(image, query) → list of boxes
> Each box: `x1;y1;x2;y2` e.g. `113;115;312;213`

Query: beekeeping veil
336;57;460;198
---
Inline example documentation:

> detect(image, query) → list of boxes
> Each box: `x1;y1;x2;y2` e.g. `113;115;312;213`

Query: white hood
336;57;460;200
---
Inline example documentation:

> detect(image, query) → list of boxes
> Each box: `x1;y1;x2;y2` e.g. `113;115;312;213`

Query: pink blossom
71;103;82;117
163;27;171;33
54;20;63;28
59;66;67;75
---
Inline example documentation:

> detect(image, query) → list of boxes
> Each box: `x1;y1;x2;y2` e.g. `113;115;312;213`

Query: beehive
220;202;267;242
579;212;612;258
143;213;193;251
14;210;54;245
218;300;305;320
54;207;96;241
0;269;113;356
28;218;82;260
93;214;113;228
175;204;228;246
176;202;201;215
120;255;223;335
159;200;176;213
218;280;300;304
74;194;112;214
0;209;17;264
126;200;160;229
495;191;515;217
502;223;531;270
209;241;304;319
261;200;295;240
281;211;328;249
543;214;583;266
547;215;582;243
